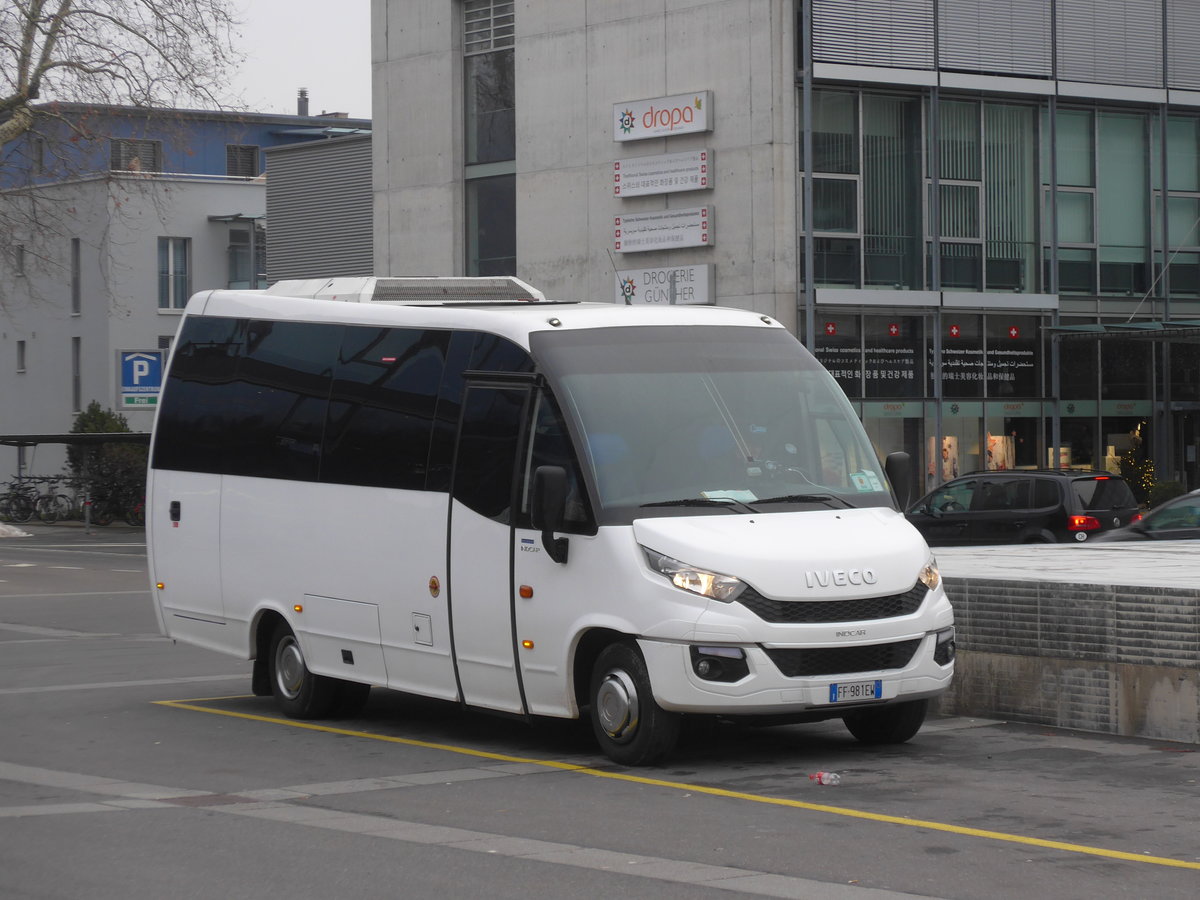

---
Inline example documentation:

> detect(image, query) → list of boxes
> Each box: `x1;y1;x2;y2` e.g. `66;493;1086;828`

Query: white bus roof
264;276;547;305
184;281;786;350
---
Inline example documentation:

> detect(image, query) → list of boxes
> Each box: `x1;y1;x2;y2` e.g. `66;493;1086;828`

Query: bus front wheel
842;698;928;744
269;622;337;718
589;642;680;766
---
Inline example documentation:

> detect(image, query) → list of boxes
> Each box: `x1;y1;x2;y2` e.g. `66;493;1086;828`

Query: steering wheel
939;500;966;513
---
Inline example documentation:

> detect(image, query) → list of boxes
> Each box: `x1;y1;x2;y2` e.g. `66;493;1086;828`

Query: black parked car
906;469;1141;546
1091;488;1200;542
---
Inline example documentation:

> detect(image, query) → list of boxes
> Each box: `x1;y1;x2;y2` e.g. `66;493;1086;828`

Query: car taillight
1069;515;1101;531
1131;512;1143;522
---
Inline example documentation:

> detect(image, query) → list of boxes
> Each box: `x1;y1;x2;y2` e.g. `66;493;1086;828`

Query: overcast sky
231;0;373;119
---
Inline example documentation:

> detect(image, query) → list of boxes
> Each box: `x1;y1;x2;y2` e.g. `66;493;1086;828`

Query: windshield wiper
754;493;855;509
639;497;759;513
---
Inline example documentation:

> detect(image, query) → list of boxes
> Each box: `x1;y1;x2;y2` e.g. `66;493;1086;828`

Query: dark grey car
905;469;1141;546
1091;488;1200;542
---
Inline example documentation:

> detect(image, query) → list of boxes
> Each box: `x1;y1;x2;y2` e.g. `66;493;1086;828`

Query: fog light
689;645;750;682
695;658;721;679
934;626;956;666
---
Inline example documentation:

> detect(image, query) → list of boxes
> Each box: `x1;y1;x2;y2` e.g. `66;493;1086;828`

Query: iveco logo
804;568;878;588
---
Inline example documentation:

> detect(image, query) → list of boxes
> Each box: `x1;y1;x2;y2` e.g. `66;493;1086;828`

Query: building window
158;237;191;309
33;137;46;174
71;337;81;412
16;341;26;373
15;244;25;276
70;238;81;315
466;175;516;275
227;228;266;288
110;138;162;172
464;0;516;275
158;335;173;352
226;144;260;178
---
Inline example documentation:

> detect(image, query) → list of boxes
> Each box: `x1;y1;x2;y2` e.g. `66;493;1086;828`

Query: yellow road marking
155;696;1200;871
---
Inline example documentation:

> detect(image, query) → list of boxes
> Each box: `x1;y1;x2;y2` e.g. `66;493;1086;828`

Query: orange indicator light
519;585;534;599
155;582;165;590
522;640;534;649
293;604;304;613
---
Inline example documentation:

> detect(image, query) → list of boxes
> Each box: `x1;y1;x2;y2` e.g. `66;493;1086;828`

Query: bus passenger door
447;379;533;714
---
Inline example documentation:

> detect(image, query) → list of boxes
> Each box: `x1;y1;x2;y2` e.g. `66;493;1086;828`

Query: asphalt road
1;523;1197;899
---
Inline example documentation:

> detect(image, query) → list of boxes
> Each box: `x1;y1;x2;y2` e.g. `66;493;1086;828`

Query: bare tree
0;1;249;313
0;0;243;149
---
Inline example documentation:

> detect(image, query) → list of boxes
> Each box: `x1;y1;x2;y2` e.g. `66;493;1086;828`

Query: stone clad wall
934;576;1200;743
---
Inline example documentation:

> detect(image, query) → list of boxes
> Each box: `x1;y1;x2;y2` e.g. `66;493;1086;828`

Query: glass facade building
800;0;1200;501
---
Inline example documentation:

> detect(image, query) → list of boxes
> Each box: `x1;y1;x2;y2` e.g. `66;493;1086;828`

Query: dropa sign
613;91;713;142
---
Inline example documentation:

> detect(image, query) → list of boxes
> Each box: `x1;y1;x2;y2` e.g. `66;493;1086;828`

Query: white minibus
147;276;954;765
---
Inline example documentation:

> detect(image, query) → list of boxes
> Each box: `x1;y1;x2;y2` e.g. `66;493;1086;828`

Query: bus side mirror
885;451;912;510
531;465;569;564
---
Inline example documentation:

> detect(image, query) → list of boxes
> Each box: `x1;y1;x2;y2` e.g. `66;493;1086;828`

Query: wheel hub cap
276;638;305;700
595;670;639;740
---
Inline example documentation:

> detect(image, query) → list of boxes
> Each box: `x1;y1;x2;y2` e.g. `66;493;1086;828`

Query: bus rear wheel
269;622;337;718
589;641;680;766
842;699;929;745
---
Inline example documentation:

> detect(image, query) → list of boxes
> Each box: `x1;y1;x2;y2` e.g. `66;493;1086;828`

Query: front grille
736;584;927;624
762;639;922;678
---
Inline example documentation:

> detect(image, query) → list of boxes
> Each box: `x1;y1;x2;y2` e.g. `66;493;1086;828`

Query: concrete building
0;103;370;474
373;0;1200;498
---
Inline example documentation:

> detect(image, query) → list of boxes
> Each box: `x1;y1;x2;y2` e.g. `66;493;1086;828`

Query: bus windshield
530;325;892;520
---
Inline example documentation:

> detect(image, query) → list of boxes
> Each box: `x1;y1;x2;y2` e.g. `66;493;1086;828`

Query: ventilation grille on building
938;0;1052;78
1168;0;1200;88
1057;0;1163;88
465;0;514;53
813;0;934;70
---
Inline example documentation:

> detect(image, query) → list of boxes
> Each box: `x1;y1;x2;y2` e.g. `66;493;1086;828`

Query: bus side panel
148;469;232;654
217;477;458;701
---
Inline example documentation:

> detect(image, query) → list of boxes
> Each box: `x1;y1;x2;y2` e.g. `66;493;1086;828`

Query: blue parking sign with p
120;351;164;407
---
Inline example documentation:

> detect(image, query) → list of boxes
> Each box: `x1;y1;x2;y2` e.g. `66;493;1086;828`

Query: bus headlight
918;557;941;592
642;548;746;602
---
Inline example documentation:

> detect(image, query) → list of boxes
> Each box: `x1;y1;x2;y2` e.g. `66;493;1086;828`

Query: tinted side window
516;391;592;532
322;327;449;489
1032;479;1060;507
453;384;529;522
1073;477;1137;510
428;332;535;493
152;316;247;473
223;320;337;481
972;478;1030;512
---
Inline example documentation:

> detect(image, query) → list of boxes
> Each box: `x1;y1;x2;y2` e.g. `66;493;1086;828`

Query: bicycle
34;476;74;524
0;477;38;524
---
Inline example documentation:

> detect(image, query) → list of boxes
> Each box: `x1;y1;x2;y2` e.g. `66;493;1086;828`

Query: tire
36;495;60;524
89;501;114;526
842;698;929;745
589;641;681;766
7;494;34;524
124;499;145;526
268;621;337;719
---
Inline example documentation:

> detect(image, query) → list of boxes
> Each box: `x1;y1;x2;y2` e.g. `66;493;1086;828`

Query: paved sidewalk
936;540;1199;589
